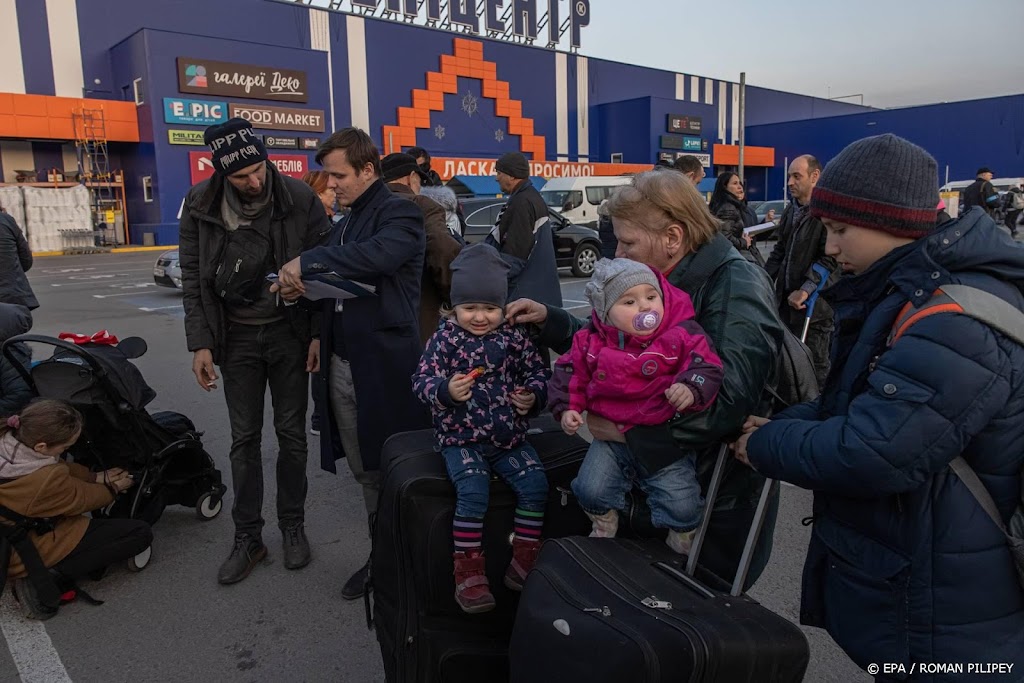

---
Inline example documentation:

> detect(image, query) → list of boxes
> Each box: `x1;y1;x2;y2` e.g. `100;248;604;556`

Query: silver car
153;250;182;289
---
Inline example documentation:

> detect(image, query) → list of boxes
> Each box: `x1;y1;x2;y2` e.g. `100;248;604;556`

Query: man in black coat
765;155;837;386
489;152;562;307
179;118;331;585
277;128;429;601
0;208;37;313
962;166;1000;218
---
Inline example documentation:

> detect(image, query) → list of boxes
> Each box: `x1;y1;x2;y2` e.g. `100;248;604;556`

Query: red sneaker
504;538;541;592
453;551;496;614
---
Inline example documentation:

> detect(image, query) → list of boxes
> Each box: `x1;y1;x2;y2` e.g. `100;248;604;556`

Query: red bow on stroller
58;330;120;346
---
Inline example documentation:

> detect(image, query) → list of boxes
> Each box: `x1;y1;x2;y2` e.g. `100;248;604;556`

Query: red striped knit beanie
809;134;939;238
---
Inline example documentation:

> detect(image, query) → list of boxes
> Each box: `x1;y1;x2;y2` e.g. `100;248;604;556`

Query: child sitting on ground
549;258;723;554
413;243;551;614
0;399;151;619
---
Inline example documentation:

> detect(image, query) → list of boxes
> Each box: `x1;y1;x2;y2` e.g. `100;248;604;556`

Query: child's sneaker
666;529;695;556
504;538;541;591
453;550;495;614
587;510;619;538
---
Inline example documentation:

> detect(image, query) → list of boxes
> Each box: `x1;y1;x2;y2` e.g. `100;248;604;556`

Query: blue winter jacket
748;209;1024;681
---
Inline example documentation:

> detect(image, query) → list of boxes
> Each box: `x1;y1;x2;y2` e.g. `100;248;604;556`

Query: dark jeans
441;442;548;518
1007;210;1021;235
53;519;152;579
220;319;309;536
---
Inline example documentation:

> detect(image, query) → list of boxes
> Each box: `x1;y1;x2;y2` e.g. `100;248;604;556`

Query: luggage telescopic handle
685;443;776;597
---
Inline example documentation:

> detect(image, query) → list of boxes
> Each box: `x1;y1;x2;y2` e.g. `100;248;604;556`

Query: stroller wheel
196;492;223;521
127;546;152;572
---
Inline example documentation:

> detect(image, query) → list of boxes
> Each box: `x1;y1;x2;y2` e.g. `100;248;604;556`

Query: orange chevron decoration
382;38;546;161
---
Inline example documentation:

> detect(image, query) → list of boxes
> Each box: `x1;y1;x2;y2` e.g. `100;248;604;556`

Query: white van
540;176;634;228
940;177;1022;194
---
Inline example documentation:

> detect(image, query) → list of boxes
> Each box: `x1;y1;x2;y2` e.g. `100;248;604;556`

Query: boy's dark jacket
749;208;1024;678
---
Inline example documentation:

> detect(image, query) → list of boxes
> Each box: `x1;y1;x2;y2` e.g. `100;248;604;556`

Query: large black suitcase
509;445;810;683
370;417;591;683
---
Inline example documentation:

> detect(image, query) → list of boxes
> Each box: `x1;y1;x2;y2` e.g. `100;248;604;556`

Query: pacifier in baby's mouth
633;310;661;331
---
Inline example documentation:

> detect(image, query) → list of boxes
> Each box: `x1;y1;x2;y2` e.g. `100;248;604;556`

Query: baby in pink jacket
549;258;723;554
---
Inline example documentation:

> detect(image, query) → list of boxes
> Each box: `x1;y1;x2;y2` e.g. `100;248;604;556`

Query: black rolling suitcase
509;445;810;683
370;416;591;683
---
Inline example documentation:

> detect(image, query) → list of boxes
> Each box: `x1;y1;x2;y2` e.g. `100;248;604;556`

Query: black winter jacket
711;196;763;266
0;213;37;310
764;202;837;332
178;163;332;364
0;303;33;417
488;181;562;307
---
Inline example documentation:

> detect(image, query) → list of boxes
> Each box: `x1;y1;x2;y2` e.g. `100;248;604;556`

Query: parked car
755;199;788;224
459;197;602;277
153;250;181;289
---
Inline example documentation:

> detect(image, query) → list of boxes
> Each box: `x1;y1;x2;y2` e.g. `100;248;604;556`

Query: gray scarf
221;174;273;232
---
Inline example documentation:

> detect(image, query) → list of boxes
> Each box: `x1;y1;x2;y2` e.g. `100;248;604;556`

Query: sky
580;0;1024;108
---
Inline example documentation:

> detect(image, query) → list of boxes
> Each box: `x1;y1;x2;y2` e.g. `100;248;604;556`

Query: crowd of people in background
0;116;1022;680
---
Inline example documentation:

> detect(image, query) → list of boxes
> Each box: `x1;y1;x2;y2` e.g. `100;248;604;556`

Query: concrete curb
112;245;177;254
32;245;177;257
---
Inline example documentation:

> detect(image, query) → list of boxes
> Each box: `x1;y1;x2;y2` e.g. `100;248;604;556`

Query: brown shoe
503;538;541;592
453;550;496;614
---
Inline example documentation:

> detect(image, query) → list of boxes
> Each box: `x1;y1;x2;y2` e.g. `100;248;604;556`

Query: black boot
282;523;311;570
341;559;369;601
217;534;267;585
12;578;58;620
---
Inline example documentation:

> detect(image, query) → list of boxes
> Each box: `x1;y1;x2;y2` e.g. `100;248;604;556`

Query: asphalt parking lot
0;250;868;682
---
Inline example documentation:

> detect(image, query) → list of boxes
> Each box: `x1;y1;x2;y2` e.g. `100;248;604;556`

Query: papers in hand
743;221;777;237
266;272;377;301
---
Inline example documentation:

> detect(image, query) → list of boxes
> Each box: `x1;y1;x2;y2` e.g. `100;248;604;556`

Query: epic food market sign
342;0;591;49
229;103;326;133
177;58;308;103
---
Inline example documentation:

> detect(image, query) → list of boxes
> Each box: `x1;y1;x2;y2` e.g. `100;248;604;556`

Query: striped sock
453;515;484;553
514;508;544;543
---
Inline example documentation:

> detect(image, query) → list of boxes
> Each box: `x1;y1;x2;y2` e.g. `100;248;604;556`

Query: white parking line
139;305;182;312
93;290;158;299
563;299;589;305
0;593;72;683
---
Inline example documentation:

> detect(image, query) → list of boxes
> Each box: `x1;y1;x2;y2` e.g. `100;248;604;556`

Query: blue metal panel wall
593;98;650;164
585;58;675;160
745;85;874;126
16;0;56;95
747;95;1024;199
75;0;312;98
110;31;159;227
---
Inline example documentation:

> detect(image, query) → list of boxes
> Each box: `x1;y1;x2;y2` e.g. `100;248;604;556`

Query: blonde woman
507;169;785;589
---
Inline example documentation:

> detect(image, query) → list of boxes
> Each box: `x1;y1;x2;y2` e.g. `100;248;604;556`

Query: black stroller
1;333;227;572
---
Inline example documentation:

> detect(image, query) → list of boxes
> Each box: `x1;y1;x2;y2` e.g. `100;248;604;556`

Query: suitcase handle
653;562;716;600
685;443;776;597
